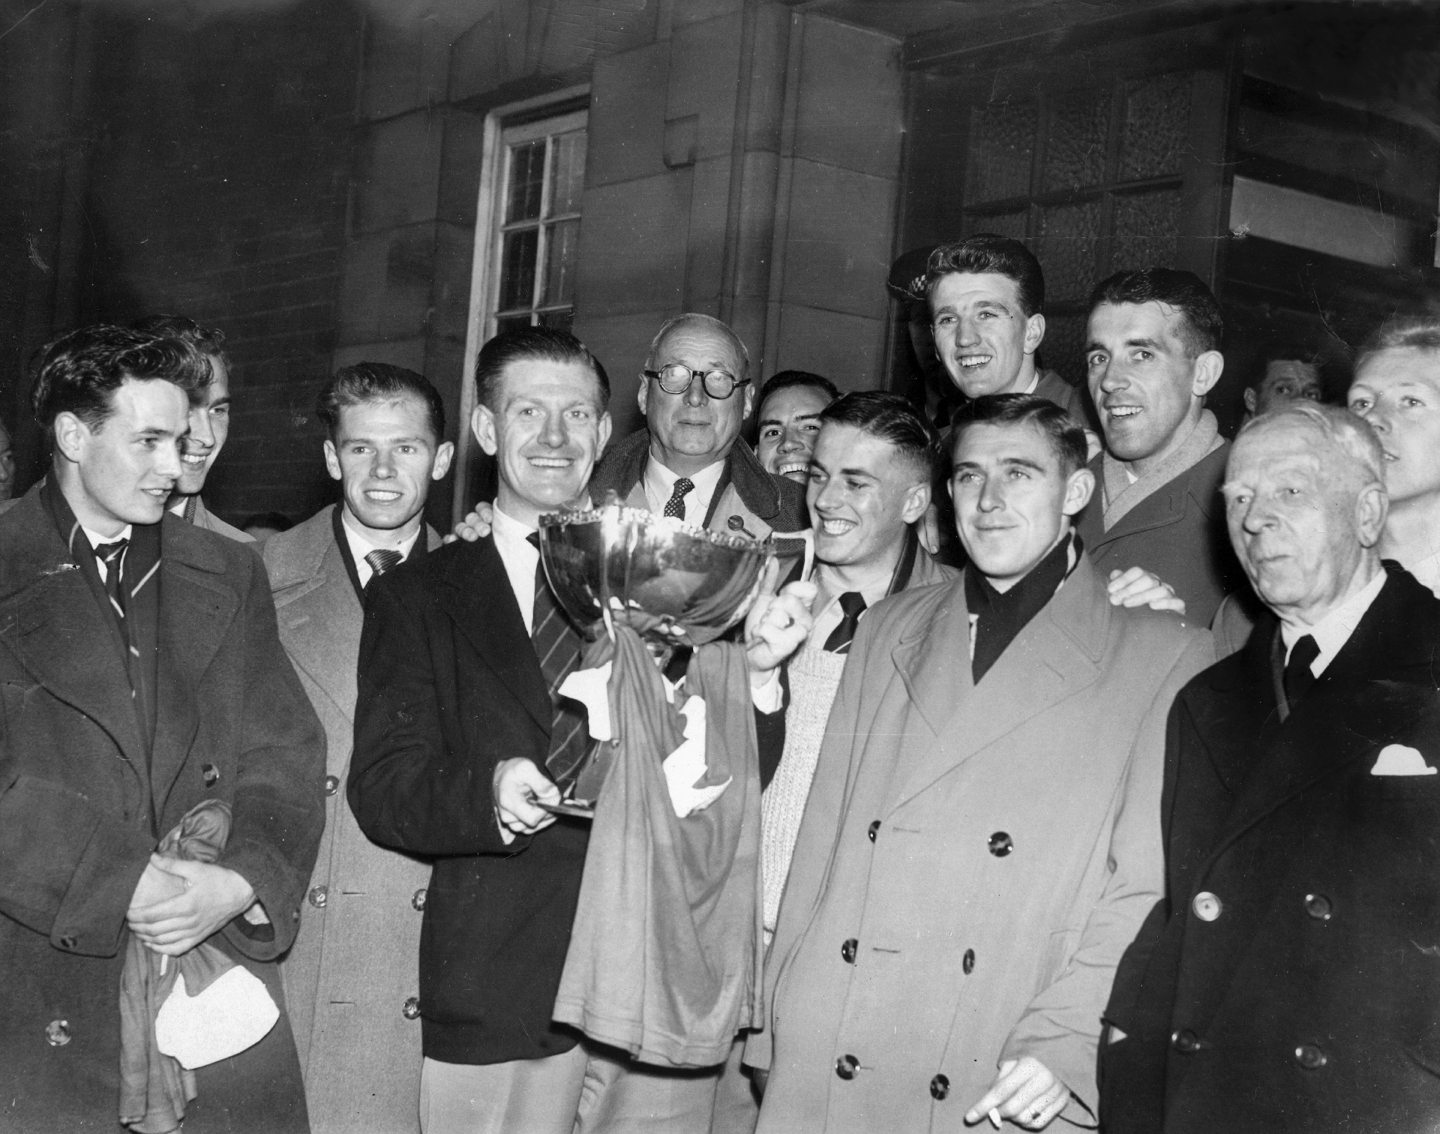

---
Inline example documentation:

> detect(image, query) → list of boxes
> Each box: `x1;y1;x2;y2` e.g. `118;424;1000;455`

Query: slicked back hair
474;326;610;412
1355;312;1440;372
758;370;840;411
1087;268;1223;358
31;324;212;434
131;313;228;364
819;390;941;483
316;362;447;441
924;233;1045;317
1235;400;1385;491
948;393;1088;476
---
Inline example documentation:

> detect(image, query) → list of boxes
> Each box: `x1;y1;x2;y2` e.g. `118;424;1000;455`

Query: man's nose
683;376;709;408
188;408;216;448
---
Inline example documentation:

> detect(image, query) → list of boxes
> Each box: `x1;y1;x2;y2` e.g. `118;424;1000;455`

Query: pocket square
1370;743;1438;777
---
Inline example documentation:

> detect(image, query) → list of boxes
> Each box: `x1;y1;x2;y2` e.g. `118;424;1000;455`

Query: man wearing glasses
589;313;809;540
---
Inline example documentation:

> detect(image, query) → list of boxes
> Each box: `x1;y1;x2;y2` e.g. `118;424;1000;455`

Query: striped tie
527;533;591;791
365;547;403;584
94;539;129;621
663;477;694;520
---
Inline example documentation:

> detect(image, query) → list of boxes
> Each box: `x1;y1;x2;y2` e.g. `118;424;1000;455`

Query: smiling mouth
364;489;403;502
956;354;993;369
818;518;855;536
778;461;809;480
1105;405;1142;419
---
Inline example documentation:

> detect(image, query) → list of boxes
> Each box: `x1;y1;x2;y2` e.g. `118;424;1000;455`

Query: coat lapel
0;492;147;771
889;558;1110;809
441;538;552;733
274;521;363;722
149;518;238;810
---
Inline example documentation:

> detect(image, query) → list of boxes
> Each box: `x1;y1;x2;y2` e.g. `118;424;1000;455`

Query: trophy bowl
538;504;773;647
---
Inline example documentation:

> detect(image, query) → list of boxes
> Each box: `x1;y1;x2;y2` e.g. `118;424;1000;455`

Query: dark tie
823;591;867;654
1284;634;1320;712
663;477;694;520
365;548;403;583
527;533;591;790
94;539;129;620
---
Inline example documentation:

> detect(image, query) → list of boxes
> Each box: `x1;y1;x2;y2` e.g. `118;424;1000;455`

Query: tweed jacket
1076;445;1242;628
1101;567;1440;1134
0;486;324;1132
265;504;438;1133
751;555;1212;1133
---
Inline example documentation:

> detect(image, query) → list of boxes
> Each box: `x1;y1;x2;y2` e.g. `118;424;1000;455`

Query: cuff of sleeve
749;668;784;714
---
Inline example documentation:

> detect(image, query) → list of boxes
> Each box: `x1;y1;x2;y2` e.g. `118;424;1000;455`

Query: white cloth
490;504;538;633
338;511;421;590
641;456;724;525
81;522;134;582
154;965;279;1070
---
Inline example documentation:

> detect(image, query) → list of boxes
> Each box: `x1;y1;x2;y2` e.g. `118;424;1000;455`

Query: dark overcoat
1101;567;1440;1133
0;486;325;1132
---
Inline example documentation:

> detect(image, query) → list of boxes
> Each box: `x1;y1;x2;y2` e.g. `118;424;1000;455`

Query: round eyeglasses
642;363;748;400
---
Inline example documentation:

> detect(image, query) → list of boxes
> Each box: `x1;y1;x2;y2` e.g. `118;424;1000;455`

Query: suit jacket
589;427;809;539
751;555;1213;1133
347;535;591;1066
0;486;324;1132
1076;445;1242;628
265;505;438;1132
1100;568;1440;1134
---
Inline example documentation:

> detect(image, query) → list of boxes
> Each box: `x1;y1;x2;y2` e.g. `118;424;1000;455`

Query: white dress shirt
339;513;422;592
1280;566;1387;679
642;456;725;525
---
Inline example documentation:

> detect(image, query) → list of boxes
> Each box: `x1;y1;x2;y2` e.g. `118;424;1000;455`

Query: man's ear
742;381;757;420
636;378;649;418
1062;466;1095;517
1022;312;1046;357
1242;387;1257;415
596;412;613;458
430;440;456;482
323;439;343;483
900;480;931;526
52;412;87;465
1191;350;1225;399
1356;481;1388;549
471;404;499;457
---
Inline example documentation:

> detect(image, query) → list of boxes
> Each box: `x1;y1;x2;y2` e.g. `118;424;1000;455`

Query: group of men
4;225;1440;1134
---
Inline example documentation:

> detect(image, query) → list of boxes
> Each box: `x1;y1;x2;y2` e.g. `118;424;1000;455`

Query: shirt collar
81;522;134;549
338;510;422;564
643;454;725;509
1280;566;1386;671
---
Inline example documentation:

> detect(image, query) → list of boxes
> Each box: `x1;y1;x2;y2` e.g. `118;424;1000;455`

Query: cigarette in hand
987;1107;1002;1130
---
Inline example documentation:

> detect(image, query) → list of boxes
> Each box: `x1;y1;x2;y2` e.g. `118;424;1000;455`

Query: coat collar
1076;444;1227;549
888;553;1112;808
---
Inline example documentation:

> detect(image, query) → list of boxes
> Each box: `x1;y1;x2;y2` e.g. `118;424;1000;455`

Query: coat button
323;775;340;796
402;997;421;1020
1170;1028;1201;1054
841;938;858;964
44;1019;71;1047
930;1073;950;1100
867;820;880;842
412;888;427;912
962;949;975;975
58;933;78;951
1294;1043;1327;1070
835;1054;859;1080
202;763;220;787
1191;891;1222;921
1304;893;1333;921
308;885;328;909
988;831;1013;857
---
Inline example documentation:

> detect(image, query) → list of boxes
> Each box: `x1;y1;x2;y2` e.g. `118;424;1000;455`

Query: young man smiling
264;362;454;1133
751;394;1210;1134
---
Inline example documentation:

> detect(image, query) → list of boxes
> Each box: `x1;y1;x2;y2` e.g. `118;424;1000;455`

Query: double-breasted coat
750;555;1213;1133
264;504;438;1133
0;486;325;1132
1101;567;1440;1133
